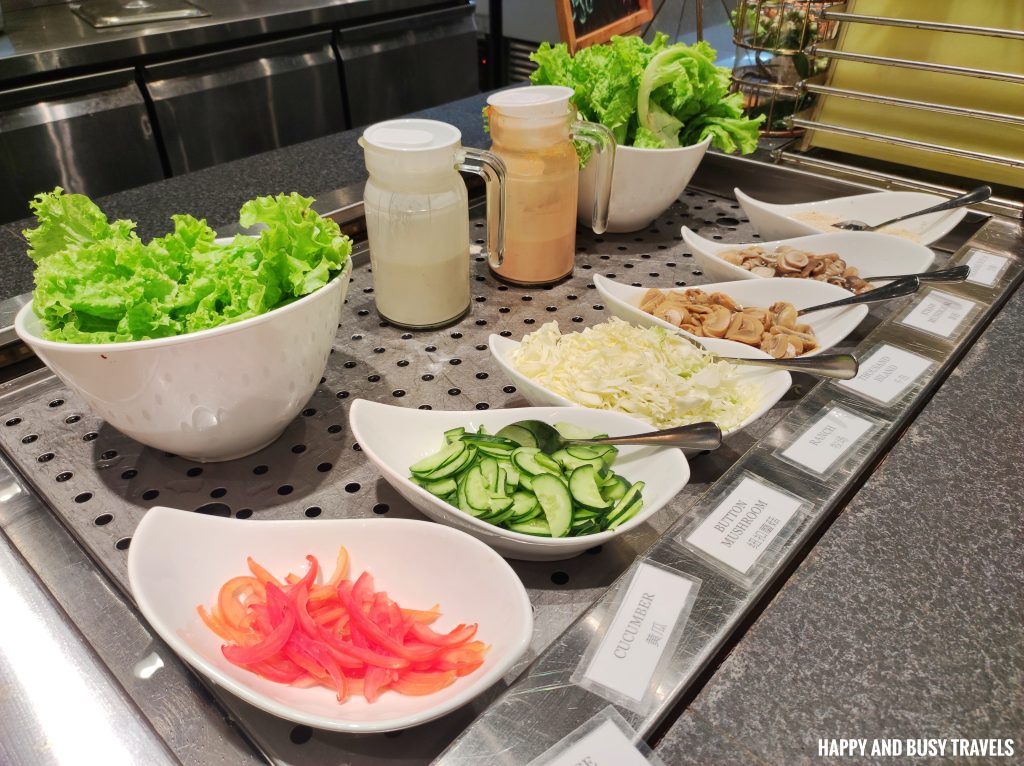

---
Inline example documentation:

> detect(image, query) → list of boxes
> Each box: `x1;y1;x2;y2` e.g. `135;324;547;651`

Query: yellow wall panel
806;0;1024;187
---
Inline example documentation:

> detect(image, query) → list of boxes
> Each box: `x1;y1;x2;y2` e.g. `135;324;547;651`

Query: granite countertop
0;91;491;305
655;286;1024;764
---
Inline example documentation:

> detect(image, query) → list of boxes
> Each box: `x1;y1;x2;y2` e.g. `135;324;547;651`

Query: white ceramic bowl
15;262;351;462
593;274;867;357
681;227;935;285
488;332;791;440
128;506;532;732
349;401;690;561
734;188;967;245
578;137;712;233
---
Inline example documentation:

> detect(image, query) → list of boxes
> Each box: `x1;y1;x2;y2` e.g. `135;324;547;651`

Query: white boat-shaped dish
593;274;867;357
349;401;690;561
128;507;532;732
734;188;967;245
488;333;791;440
682;227;935;285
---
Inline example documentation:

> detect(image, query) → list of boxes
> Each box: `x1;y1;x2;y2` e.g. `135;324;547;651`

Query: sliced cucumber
423;477;457;496
601;475;631;503
551;448;605;473
479;457;498;489
569;465;611;511
605;481;645;527
420;444;476;480
532;473;573;538
534;453;561;474
508;518;552;536
443;427;466;444
512;448;559;477
464;466;492;512
461;434;519;452
411;423;644;540
410;440;466;475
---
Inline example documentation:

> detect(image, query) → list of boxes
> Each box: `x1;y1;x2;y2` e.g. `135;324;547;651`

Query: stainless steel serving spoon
798;276;921;316
860;264;970;284
508;419;723;452
667;328;859;379
833;185;991;232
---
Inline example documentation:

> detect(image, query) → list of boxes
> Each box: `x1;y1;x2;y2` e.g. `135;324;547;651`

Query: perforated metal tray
2;187;1013;765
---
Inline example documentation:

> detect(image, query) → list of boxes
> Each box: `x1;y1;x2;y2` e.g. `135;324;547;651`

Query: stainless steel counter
1;150;1020;765
0;0;458;83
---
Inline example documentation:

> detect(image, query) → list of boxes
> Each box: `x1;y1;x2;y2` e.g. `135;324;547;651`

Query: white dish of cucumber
349;400;690;561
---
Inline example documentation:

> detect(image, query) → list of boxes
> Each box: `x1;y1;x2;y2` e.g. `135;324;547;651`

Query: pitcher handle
456;148;507;269
571;120;616;235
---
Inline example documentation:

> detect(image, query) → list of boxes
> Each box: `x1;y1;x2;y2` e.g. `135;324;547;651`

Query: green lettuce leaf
26;189;352;344
527;34;761;155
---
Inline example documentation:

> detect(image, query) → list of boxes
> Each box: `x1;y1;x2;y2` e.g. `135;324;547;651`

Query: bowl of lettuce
15;189;352;462
531;34;764;232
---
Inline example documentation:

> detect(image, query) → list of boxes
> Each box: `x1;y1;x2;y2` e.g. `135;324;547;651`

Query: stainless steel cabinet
336;5;478;128
143;31;346;176
0;69;164;224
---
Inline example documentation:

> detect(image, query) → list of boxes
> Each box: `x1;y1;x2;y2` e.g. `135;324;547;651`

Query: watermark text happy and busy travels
818;738;1015;758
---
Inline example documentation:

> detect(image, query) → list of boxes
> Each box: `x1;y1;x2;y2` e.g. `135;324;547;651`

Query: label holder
526;705;665;766
958;247;1010;288
774;401;884;481
676;471;810;589
834;341;936;408
894;286;981;343
570;559;701;716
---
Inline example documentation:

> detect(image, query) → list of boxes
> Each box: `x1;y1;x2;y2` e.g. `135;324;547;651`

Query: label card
899;289;977;339
780;406;875;476
963;249;1008;286
838;344;932;405
533;719;652;766
684;476;803;576
578;562;698;707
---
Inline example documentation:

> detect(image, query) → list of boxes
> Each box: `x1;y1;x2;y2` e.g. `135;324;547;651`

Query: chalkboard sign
556;0;654;52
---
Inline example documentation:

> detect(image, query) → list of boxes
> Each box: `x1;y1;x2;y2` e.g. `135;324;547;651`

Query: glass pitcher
485;86;615;286
359;119;506;329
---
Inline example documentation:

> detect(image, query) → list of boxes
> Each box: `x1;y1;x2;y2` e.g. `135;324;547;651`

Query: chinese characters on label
685;476;803;576
838;344;931;404
900;290;976;338
780;406;874;475
580;563;697;705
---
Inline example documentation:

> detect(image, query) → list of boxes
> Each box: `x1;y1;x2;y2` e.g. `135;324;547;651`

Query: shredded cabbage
510;318;761;432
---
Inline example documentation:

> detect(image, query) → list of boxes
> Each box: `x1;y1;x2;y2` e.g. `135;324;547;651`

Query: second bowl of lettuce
531;34;763;232
15;190;352;462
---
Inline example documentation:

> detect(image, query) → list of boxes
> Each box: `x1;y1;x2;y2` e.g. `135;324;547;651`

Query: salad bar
1;162;1019;763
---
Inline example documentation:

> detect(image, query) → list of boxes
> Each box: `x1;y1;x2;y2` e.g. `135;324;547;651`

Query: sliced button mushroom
776;250;810;273
742;306;771;330
750;265;776;277
769;301;799;330
709;291;743;311
702;304;732;338
725;312;764;345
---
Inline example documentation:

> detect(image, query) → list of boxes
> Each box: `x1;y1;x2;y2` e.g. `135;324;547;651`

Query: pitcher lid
362;119;461;152
487;86;574;119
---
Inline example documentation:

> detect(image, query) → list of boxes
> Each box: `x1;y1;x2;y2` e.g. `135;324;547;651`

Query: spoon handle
572;421;723;451
723;353;859;380
798;276;921;316
861;265;970;283
868;185;991;231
